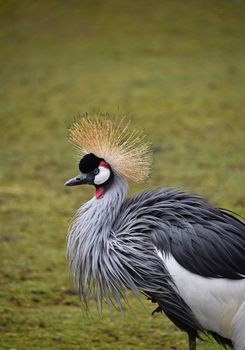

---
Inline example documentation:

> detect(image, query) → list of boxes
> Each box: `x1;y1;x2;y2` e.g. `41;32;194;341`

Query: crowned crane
65;115;245;350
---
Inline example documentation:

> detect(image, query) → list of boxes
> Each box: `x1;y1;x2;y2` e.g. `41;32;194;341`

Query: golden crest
69;113;152;183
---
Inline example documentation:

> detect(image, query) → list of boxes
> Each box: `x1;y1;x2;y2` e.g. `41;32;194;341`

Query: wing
118;188;245;279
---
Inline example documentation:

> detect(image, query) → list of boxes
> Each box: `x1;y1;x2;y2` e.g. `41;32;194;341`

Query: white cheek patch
94;166;111;185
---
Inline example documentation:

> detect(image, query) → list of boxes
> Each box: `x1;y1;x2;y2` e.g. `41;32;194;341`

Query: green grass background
0;1;245;349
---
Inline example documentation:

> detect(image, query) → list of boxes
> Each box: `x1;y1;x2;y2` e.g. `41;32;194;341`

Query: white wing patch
156;249;245;342
94;166;111;185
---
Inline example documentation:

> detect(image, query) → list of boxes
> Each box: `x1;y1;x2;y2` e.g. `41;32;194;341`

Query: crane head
64;153;113;199
66;114;152;184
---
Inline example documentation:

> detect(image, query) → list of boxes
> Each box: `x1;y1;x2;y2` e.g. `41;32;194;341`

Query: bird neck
67;174;128;304
83;174;128;234
69;174;128;241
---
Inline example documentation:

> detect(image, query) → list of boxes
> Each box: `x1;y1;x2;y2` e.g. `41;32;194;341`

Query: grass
0;1;245;349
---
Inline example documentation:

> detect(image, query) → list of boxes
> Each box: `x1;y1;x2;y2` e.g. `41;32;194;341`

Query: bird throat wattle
96;186;105;199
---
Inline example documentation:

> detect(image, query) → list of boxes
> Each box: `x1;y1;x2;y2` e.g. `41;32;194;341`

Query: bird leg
151;306;162;315
188;334;196;350
147;296;162;315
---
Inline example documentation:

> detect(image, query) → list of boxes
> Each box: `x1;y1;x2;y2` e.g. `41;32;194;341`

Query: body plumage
65;115;245;350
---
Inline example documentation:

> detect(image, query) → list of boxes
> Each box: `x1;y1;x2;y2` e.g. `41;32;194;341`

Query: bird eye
93;168;99;175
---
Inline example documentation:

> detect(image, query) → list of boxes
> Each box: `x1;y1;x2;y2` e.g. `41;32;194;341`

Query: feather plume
69;114;152;183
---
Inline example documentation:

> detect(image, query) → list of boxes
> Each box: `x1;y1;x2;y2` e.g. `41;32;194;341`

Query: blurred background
0;1;244;349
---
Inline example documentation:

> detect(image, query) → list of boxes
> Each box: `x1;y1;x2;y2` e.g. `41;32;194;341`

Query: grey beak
64;173;87;186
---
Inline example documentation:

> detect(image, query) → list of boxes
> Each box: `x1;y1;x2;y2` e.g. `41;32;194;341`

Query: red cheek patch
96;186;105;199
99;161;109;169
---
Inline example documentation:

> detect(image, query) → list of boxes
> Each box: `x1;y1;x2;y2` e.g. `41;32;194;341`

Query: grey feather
67;174;245;339
67;175;203;334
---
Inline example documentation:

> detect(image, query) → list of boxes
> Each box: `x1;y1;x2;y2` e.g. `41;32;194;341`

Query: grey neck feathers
67;174;129;308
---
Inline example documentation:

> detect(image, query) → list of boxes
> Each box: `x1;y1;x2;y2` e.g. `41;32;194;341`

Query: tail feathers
207;331;233;349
